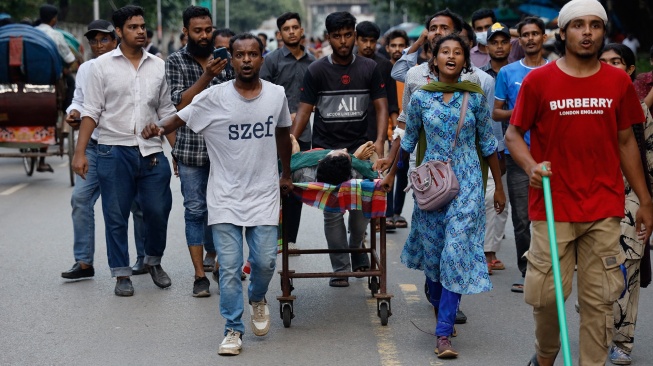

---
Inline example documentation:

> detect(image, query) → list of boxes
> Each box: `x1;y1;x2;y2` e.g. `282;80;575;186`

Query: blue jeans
97;145;172;277
426;277;461;337
212;224;278;335
178;162;214;252
324;210;370;273
71;139;145;265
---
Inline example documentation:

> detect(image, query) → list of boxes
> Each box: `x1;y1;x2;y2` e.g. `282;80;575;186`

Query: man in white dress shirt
71;5;177;297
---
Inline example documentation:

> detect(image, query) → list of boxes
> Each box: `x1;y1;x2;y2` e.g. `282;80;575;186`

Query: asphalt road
1;148;652;366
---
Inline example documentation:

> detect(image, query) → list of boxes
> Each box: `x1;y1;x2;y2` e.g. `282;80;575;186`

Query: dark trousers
506;154;531;276
393;151;409;215
285;139;311;243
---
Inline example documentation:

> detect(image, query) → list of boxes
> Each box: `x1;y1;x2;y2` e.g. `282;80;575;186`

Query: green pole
541;168;572;366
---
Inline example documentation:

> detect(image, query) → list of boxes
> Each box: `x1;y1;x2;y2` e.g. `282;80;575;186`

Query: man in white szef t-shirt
141;33;293;357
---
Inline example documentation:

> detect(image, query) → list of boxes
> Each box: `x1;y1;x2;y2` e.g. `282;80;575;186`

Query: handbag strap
450;92;470;152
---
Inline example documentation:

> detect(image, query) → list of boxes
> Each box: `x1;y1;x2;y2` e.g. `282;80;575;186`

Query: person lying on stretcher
286;135;399;192
288;136;379;184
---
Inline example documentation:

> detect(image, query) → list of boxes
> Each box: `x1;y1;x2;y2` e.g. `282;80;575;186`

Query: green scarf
415;80;489;191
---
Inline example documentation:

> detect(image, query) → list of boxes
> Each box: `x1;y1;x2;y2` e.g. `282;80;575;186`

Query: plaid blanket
291;179;387;218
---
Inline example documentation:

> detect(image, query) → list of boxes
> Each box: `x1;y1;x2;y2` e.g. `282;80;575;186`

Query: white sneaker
249;299;271;336
218;329;242;356
288;242;300;256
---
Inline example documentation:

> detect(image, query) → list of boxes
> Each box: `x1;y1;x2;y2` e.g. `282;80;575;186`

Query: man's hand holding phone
208;47;231;77
66;109;82;130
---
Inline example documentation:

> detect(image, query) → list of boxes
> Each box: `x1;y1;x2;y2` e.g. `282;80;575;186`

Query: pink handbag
406;92;469;211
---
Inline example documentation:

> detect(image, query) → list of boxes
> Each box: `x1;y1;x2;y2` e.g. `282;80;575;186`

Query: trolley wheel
368;276;379;297
379;302;389;326
280;302;294;328
68;130;75;186
20;149;36;176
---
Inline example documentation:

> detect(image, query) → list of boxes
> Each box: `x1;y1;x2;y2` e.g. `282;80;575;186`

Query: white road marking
1;183;28;196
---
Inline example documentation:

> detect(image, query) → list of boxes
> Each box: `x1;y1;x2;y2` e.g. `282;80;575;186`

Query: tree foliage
213;0;302;32
0;0;301;34
370;0;525;23
0;0;47;22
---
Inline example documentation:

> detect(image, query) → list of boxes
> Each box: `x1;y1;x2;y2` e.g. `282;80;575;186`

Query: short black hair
257;32;268;41
425;9;463;33
471;8;496;29
213;28;235;40
112;5;144;30
429;34;472;76
146;29;153;38
325;11;356;34
229;33;264;55
39;4;58;23
182;5;211;29
385;30;408;46
460;21;475;47
649;44;653;59
179;32;186;41
355;21;380;40
517;16;545;35
601;43;637;81
316;155;352;185
277;12;301;30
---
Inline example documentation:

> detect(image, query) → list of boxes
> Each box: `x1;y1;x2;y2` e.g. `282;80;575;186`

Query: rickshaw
0;24;75;186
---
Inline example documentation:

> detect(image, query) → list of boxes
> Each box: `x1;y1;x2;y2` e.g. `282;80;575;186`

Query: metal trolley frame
277;195;394;327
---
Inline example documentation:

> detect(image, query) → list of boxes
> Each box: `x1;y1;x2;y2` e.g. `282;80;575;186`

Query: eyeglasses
89;37;112;46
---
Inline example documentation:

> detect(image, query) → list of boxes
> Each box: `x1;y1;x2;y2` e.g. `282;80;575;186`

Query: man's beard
284;40;300;48
490;54;508;63
187;36;213;58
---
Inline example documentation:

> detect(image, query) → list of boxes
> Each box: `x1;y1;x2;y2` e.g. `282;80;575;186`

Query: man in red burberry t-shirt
504;1;653;365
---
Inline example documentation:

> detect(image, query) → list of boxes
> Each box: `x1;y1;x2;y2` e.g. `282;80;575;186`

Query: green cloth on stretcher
279;149;378;180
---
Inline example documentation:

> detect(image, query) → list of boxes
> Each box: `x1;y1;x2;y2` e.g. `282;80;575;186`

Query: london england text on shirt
228;116;275;140
549;98;614;116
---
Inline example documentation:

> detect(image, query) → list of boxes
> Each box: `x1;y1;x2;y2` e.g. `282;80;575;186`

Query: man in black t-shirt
292;11;388;287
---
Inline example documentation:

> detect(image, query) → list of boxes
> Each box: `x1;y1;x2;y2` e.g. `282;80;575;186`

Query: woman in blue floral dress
400;34;506;358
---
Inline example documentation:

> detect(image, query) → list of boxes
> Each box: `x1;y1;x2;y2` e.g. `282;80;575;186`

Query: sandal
511;277;524;293
393;214;408;228
329;278;349;287
385;219;396;232
353;266;369;273
489;259;505;270
487;263;493;275
36;163;54;173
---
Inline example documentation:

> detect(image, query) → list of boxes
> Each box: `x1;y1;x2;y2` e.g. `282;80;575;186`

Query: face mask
475;32;487;46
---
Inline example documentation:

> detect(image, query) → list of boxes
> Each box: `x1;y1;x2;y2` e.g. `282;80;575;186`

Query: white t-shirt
36;23;75;64
622;38;640;55
177;79;292;226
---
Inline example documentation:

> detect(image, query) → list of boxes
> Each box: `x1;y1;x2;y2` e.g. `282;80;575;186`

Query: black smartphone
73;117;82;123
213;47;230;61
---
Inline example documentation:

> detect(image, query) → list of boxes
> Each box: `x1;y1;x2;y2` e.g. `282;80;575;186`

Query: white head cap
558;0;608;29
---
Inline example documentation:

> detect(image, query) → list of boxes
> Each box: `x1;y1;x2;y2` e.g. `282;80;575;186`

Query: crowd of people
7;0;653;363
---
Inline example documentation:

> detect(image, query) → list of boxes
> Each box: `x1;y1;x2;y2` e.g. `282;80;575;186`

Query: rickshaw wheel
20;149;36;176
